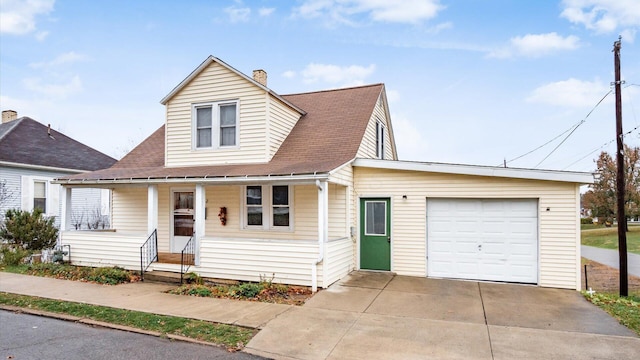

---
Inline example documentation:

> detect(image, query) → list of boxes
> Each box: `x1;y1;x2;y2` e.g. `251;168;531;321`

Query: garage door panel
427;198;538;284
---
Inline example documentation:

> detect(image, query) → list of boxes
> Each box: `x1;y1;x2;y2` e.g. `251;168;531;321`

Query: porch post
147;185;158;234
59;186;72;232
313;180;328;291
195;184;205;266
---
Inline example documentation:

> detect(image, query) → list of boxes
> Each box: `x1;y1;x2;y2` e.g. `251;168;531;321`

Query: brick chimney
2;110;18;124
252;69;267;87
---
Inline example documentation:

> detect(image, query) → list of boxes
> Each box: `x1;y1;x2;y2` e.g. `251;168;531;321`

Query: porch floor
157;252;184;265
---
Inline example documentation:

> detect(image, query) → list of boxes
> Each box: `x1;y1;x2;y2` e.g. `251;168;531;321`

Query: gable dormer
160;56;305;168
356;87;397;160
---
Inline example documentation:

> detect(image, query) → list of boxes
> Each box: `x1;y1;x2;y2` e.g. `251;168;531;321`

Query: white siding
356;94;394;159
61;231;147;270
354;167;580;290
197;237;319;286
268;96;301;160
165;62;269;167
0;165;107;228
328;183;348;239
325;237;354;286
204;184;318;241
111;187;147;233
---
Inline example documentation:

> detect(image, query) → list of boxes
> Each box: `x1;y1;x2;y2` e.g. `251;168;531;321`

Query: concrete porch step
143;270;183;285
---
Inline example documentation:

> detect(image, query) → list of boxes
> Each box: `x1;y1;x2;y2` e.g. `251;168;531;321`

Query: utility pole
613;36;628;297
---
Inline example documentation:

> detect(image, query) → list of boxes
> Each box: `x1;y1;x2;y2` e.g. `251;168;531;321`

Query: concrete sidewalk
245;272;640;360
0;272;290;329
582;245;640;277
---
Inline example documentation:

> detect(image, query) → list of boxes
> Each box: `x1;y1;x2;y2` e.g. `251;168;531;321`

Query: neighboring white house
0;111;116;229
55;56;593;291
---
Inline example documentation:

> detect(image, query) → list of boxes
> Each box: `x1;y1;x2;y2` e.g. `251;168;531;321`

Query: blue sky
1;0;639;172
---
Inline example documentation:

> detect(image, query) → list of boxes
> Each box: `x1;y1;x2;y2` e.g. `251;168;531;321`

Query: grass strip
583;292;640;336
0;292;255;350
581;225;640;254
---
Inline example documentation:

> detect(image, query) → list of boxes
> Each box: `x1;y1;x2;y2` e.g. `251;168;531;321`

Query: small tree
0;208;58;250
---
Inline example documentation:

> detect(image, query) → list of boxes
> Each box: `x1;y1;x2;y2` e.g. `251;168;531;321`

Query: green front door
360;198;391;271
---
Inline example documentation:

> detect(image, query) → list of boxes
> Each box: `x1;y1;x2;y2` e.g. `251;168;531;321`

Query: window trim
242;185;294;231
364;200;387;236
33;180;47;213
192;100;240;150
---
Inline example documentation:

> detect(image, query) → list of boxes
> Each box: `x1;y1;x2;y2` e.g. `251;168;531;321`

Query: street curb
0;305;226;349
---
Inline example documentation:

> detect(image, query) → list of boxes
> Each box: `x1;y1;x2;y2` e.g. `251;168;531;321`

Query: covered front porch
58;177;355;290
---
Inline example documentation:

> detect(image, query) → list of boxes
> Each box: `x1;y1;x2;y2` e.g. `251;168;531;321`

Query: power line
562;124;640;170
534;90;612;168
503;89;612;167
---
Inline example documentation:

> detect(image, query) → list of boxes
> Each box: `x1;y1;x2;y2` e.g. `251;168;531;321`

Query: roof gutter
0;161;87;174
52;172;330;185
353;158;595;184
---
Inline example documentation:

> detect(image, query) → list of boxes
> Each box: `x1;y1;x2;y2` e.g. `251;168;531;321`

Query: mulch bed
582;258;640;294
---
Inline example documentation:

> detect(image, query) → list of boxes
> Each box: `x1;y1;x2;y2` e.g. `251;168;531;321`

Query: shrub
236;283;261;298
0;246;31;266
184;272;203;285
0;209;58;250
581;217;594;224
87;267;132;285
187;285;212;297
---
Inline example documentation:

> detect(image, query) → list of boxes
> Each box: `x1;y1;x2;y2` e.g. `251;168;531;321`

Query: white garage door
427;199;538;283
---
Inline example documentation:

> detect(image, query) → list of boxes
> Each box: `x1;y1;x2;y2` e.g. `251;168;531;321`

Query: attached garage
353;159;593;290
427;198;538;283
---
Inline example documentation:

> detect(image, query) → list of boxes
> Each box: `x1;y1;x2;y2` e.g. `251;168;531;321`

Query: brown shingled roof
60;83;384;182
0;117;117;171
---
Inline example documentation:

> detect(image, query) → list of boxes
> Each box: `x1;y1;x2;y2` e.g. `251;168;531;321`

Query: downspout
312;179;327;292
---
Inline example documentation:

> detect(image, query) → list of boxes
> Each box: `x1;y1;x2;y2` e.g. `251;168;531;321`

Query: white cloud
301;63;376;86
293;0;444;26
23;75;83;99
282;70;296;78
489;32;580;58
526;78;610;108
259;7;275;17
29;51;88;69
0;0;54;35
561;0;640;34
224;5;251;23
426;21;452;34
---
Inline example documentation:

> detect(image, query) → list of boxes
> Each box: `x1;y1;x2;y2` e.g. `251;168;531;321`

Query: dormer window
193;100;239;149
375;120;385;159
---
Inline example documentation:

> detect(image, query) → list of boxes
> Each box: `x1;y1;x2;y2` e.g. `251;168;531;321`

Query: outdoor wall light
402;195;407;200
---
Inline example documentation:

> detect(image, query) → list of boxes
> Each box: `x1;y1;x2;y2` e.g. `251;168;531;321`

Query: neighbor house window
244;185;292;229
193;101;238;149
33;181;47;213
376;120;385;159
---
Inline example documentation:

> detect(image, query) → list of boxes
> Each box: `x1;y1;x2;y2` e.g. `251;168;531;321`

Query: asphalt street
0;310;265;360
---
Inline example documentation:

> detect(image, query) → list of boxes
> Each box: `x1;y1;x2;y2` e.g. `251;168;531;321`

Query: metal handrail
140;229;158;281
180;235;195;284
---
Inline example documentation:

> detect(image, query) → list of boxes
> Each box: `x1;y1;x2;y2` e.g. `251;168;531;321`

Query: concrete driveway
245;271;640;360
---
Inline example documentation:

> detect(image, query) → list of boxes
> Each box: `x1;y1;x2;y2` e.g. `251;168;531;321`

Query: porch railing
180;235;195;284
140;229;158;281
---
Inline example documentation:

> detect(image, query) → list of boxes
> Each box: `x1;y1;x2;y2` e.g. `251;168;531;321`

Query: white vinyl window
375;120;385;159
193;100;239;149
33;181;47;213
243;185;292;230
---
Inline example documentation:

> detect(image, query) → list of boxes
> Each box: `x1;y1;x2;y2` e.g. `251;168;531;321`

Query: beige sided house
56;56;593;291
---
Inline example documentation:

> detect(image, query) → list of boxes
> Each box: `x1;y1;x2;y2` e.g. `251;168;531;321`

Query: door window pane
365;201;386;235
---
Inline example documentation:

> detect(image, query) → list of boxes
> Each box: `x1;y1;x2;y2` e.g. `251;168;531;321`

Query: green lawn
581;224;640;254
0;292;255;350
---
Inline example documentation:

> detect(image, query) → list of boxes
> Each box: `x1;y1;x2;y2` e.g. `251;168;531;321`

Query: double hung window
244;185;292;229
193;101;238;149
